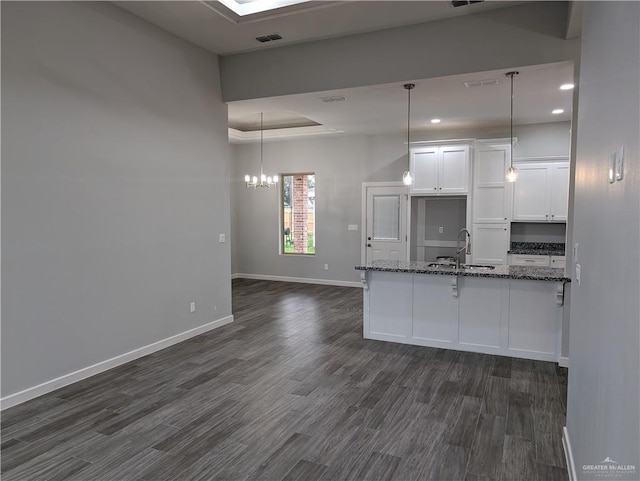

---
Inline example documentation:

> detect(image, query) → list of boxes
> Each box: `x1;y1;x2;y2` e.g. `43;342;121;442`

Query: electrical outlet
324;264;329;271
439;226;444;234
190;302;196;313
219;234;226;243
347;224;358;231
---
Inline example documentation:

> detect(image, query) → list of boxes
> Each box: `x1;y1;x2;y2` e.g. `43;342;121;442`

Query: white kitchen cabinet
508;280;561;357
413;275;458;344
473;143;511;223
410;145;469;195
458;277;507;349
549;163;570;222
362;269;566;363
509;254;550;267
472;224;510;265
471;142;511;265
512;161;569;222
367;272;412;339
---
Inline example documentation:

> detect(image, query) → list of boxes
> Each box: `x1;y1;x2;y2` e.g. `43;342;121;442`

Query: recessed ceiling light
560;83;575;90
552;109;564;114
431;118;442;124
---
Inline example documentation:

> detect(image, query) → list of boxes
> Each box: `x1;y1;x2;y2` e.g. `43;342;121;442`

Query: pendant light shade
505;71;519;182
402;83;415;186
245;113;278;189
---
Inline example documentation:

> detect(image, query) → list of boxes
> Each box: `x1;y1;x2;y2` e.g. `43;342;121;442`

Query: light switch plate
614;146;624;181
219;234;226;243
347;224;358;231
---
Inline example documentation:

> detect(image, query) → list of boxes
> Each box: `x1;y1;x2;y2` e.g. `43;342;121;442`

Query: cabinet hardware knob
367;244;371;247
504;217;507;220
368;236;372;241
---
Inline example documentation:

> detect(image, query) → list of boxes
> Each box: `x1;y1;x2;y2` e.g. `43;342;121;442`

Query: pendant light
505;71;519;182
402;83;415;186
244;112;278;188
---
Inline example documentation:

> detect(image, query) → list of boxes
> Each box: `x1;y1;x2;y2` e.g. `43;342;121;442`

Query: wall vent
464;78;500;88
451;0;484;7
256;33;283;43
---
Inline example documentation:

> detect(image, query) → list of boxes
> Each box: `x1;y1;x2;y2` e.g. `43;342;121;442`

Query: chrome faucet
456;228;472;269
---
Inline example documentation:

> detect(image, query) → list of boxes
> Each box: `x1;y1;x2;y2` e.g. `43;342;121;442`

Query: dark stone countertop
508;242;565;256
355;260;570;282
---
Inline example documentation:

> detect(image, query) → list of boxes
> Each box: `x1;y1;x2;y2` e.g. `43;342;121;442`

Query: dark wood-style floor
1;279;569;481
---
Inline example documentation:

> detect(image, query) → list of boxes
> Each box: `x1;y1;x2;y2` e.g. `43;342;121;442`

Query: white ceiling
114;0;527;55
113;1;576;140
228;61;575;139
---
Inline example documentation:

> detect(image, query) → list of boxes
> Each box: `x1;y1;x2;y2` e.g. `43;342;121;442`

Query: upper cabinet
410;145;470;195
473;143;512;223
512;160;569;222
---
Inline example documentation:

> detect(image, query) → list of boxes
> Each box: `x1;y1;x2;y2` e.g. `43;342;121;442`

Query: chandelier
245;112;278;188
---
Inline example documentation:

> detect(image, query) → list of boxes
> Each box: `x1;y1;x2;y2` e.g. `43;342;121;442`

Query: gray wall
231;122;571;283
231;134;405;284
1;2;232;398
220;2;579;102
567;2;639;478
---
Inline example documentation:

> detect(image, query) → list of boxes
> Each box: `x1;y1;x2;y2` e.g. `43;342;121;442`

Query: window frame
280;172;316;256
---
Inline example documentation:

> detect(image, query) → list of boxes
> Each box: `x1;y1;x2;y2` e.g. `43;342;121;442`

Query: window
282;173;315;255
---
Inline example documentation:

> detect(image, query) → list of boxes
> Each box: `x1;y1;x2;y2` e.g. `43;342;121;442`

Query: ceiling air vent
256;33;283;43
318;96;346;103
464;78;500;88
451;0;484;7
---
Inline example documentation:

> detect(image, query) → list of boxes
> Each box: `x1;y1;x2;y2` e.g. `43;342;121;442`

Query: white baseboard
232;273;362;288
559;356;570;368
563;426;577;481
0;315;234;411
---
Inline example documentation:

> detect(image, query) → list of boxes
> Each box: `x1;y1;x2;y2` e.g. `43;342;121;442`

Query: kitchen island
356;260;570;363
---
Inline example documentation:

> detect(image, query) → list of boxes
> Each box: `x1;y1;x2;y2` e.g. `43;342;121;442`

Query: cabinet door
413;275;459;343
439;145;469;194
472;224;510;265
549;163;569;222
513;163;551;221
508;280;560;356
459;277;506;349
411;148;439;194
474;144;510;223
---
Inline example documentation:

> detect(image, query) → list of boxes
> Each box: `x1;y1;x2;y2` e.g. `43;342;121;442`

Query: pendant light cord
506;72;518;169
260;112;264;179
404;83;415;168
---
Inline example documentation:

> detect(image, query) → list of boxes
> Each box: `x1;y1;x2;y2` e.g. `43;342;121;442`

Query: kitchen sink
427;263;456;268
462;264;495;271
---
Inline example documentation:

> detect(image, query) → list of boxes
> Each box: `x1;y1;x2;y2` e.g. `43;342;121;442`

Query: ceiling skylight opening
560;83;575;90
218;0;311;16
552;109;564;115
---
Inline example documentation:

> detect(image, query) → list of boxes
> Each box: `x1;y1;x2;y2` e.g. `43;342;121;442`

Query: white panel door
513;163;551;221
365;185;407;263
413;275;459;343
439;145;469;194
411;148;439;194
459;277;506;348
472;224;510;265
549;163;569;222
